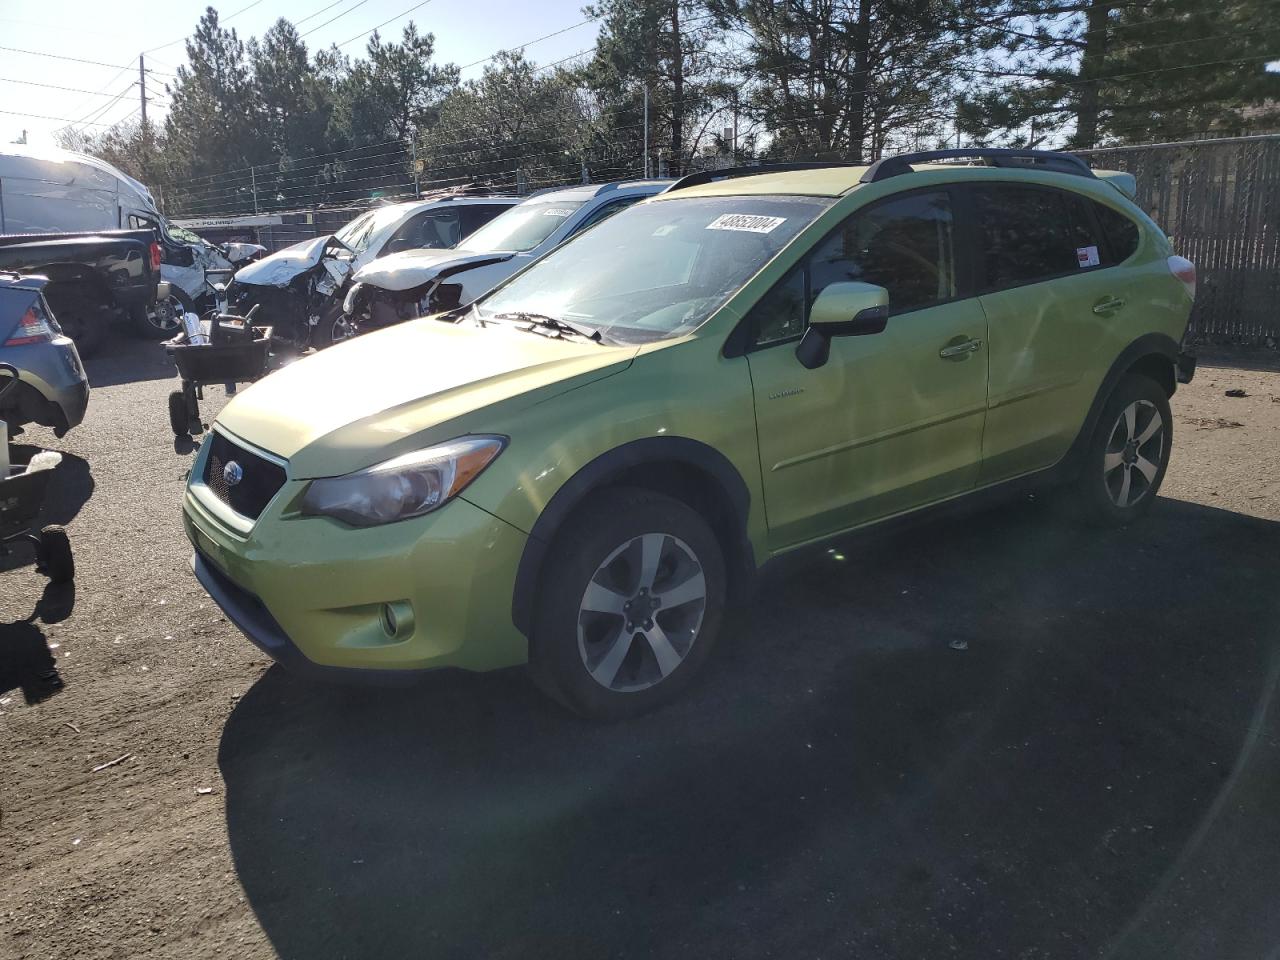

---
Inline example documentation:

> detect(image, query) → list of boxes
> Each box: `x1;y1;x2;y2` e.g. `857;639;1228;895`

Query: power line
0;77;138;98
296;0;360;27
0;106;138;129
0;44;129;70
459;17;601;71
335;0;438;49
300;0;373;39
143;0;268;53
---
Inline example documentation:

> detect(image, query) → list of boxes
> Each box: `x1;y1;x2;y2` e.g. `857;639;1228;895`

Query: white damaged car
340;180;669;339
224;190;518;348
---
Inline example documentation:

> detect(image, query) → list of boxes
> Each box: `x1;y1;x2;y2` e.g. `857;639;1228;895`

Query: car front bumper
182;455;531;678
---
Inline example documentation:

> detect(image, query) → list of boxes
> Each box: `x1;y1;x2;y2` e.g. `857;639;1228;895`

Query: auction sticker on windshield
706;214;787;234
543;208;576;217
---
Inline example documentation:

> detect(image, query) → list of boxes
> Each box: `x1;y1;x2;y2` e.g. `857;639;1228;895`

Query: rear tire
135;287;193;340
36;526;74;584
1070;374;1172;525
529;487;726;720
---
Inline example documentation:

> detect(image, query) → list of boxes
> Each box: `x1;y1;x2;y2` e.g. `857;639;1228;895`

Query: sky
0;0;598;147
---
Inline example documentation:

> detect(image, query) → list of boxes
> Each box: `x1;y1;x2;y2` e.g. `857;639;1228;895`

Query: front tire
318;304;359;348
530;488;726;720
1072;374;1172;525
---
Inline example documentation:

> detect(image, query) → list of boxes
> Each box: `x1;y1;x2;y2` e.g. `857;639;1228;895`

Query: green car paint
184;161;1193;677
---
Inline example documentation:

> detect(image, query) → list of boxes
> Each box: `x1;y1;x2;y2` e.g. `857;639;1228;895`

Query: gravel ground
2;339;1279;960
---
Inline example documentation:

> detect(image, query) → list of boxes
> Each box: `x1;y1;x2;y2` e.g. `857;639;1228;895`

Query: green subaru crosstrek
184;149;1197;719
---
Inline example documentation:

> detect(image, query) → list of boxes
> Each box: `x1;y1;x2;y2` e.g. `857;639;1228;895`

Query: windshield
164;221;204;245
476;195;831;343
334;206;407;255
461;199;587;253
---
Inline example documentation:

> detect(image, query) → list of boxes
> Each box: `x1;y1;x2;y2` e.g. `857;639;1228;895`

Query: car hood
353;248;516;292
234;236;336;287
215;317;636;477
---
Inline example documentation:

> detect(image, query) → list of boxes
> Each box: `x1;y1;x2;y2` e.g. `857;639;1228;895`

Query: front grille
203;431;287;520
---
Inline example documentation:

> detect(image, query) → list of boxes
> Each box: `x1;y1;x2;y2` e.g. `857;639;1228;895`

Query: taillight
1168;255;1196;300
4;305;56;346
150;241;162;271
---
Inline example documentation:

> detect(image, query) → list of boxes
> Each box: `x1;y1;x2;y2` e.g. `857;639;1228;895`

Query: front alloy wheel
578;533;708;693
531;488;726;719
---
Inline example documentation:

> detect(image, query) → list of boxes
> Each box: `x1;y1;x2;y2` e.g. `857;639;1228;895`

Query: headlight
342;282;362;314
300;435;506;527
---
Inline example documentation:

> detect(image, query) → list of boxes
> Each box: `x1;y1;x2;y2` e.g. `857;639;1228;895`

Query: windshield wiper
492;311;602;342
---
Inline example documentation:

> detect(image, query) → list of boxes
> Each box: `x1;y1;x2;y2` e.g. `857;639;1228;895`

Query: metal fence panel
1077;135;1280;342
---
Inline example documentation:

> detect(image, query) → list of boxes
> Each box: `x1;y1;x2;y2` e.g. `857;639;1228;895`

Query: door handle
1093;296;1126;315
939;337;983;359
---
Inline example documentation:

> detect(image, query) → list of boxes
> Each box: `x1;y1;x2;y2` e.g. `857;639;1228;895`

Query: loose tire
36;526;74;584
1072;373;1172;525
530;487;727;720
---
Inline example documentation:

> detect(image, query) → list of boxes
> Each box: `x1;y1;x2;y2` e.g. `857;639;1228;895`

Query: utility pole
410;136;420;198
643;84;649;178
139;54;147;127
732;90;739;164
250;166;259;215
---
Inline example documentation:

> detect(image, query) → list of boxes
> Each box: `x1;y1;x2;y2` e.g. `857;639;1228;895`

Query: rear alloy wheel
530;488;726;720
1103;398;1165;509
1074;374;1172;524
136;287;194;340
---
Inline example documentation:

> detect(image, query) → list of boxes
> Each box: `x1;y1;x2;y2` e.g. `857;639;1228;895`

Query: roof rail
860;148;1094;183
665;162;863;193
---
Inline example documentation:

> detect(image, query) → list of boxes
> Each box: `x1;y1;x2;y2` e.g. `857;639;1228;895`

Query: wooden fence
1077;135;1280;342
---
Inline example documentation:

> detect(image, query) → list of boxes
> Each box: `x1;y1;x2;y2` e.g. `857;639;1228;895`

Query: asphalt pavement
2;336;1279;960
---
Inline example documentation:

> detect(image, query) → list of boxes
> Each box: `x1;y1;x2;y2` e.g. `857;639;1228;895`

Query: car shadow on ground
0;446;93;575
218;496;1280;960
82;335;178;388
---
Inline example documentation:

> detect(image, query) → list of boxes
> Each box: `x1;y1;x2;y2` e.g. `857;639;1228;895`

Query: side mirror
795;281;889;370
382;238;412;255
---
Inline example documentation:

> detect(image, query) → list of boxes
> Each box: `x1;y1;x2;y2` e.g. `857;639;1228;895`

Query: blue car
0;272;89;437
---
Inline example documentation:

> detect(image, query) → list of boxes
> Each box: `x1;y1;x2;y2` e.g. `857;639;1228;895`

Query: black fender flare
510;436;756;637
1061;332;1180;475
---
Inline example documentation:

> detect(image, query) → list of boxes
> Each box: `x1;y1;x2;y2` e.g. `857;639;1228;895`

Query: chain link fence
1077;135;1280;343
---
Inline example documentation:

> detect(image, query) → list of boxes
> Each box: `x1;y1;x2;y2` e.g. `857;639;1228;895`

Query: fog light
380;601;415;640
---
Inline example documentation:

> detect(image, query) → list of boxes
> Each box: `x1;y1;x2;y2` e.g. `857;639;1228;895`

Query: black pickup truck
0;229;166;356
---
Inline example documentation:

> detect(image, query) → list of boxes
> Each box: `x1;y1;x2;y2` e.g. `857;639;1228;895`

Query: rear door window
974;185;1105;289
1092;202;1141;264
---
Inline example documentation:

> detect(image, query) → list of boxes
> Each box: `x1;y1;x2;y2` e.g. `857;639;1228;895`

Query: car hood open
215;317;636;477
353;248;515;292
234;236;338;287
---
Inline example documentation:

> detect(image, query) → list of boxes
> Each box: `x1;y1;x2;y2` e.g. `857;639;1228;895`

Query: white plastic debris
25;450;62;473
